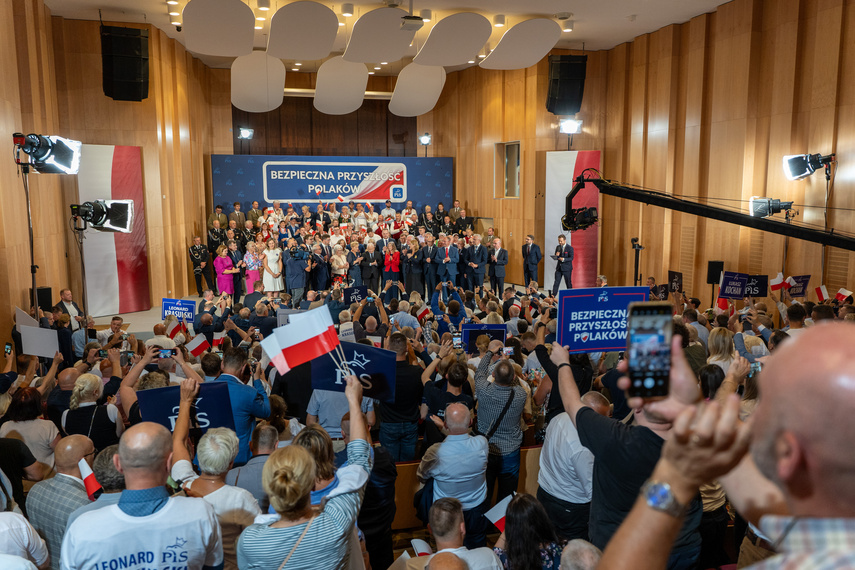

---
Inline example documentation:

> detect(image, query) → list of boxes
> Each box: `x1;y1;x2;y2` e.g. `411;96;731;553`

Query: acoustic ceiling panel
413;12;492;66
183;0;255;57
231;51;286;113
342;7;417;64
479;19;563;70
266;1;338;61
389;63;446;117
314;56;369;115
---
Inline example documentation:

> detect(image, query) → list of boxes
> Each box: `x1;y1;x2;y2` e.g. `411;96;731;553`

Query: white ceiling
45;0;731;73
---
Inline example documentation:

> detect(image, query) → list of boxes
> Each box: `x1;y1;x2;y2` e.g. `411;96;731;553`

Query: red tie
445;247;448;258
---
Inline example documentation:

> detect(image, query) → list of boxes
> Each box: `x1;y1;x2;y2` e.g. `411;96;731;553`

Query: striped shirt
474;352;528;456
237;439;371;569
752;516;855;570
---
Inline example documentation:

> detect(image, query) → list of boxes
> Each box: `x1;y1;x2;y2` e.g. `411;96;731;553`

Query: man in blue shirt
210;348;270;466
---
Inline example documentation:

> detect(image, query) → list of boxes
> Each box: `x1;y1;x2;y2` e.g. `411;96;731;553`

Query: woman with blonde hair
261;238;284;298
330;244;349;286
61;373;123;452
243;241;263;292
237;377;371;569
707;327;735;374
404;238;423;297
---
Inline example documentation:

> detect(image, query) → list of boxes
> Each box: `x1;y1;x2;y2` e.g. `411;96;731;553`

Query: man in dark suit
53;289;85;332
522;234;543;289
488;238;508;294
466;233;489;291
314;204;331;232
360;242;382;293
434;236;459;283
421;235;439;294
310;244;330;292
552;234;574;295
227;240;246;302
454;209;473;236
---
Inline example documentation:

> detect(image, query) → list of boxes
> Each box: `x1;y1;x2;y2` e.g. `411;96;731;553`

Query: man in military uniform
208;220;227;257
207;204;228;230
240;220;255;249
247;200;264;229
454;209;473;236
189;236;216;296
229;201;247;228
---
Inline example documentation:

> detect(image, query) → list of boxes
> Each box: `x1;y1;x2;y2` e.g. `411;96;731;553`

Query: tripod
631;238;644;287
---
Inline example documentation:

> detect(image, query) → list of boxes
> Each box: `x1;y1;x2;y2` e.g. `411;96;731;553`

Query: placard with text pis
556;287;649;354
136;382;235;433
745;275;768;298
310;341;397;403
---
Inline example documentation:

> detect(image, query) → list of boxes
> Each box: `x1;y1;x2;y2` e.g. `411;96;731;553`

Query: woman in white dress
261;238;284;298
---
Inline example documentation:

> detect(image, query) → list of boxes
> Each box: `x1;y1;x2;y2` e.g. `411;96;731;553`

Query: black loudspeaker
101;25;149;102
546;55;588;116
31;286;53;313
707;261;724;285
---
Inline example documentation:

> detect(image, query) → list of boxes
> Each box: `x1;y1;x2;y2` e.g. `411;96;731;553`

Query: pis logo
598;291;609;303
580;334;589;342
392;187;404;199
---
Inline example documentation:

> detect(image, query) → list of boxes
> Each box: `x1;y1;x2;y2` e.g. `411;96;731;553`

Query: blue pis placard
344;286;368;304
460;323;507;353
557;287;649;353
719;271;749;299
162;298;195;321
787;275;811;297
135;382;235;433
211;155;454;214
310;341;397;403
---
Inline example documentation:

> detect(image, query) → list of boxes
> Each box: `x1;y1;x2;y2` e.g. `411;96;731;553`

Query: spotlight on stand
70;200;135;233
237;128;254;140
559;119;582;134
749;196;794;218
782;153;835;180
419;132;431;157
13;133;81;174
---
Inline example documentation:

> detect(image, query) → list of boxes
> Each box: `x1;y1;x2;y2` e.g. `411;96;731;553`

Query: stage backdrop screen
211;155;454;212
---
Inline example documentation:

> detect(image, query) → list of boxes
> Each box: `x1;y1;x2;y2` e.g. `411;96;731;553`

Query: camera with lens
290;246;310;261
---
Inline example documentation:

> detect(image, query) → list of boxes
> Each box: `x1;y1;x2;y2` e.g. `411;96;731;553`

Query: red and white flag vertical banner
770;272;785;291
836;288;853;302
76;145;150;317
186;335;210;357
544;151;601;289
816;285;829;302
262;308;340;375
485;493;515;532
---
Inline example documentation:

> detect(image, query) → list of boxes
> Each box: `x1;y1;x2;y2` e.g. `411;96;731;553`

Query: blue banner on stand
310;341;397;403
162;298;195;321
719;272;748;299
136;382;235;432
557;287;649;354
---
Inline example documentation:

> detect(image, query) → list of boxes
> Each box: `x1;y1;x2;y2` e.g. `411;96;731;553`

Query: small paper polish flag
212;331;226;347
186;334;210;357
784;276;797;289
337;195;345;203
816;285;829;301
288;202;293;208
316;189;322;196
836;287;853;302
770;272;785;291
262;308;340;375
485;493;514;532
405;218;413;226
417;306;430;322
411;539;432;557
79;458;102;501
166;319;183;339
316;220;324;226
340;222;348;229
365;202;373;209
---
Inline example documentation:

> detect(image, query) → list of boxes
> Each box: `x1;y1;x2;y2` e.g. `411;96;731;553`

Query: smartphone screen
159;349;174;359
452;333;462;349
502;347;514;356
98;349;108;358
4;342;11;355
626;302;672;398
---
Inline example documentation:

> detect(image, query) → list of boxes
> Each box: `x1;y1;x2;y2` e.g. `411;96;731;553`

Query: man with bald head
418;402;489;549
45;351;100;432
63;422;223;570
537;391;611;542
144;323;177;350
27;435;95;570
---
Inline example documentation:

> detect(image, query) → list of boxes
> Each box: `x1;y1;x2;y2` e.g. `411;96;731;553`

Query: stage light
71;200;135;233
14;133;81;174
563;20;574;32
559;119;582;134
749;196;793;218
341;3;354;17
238;128;254;140
420;9;432;22
555;12;574;32
419;133;432;146
493;14;505;27
783;153;835;180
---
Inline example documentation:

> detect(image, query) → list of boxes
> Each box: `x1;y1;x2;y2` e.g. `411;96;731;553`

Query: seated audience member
537;392;610;542
63;423;223;569
418;402;489;548
376;333;424;461
61;374;123;453
226;424;278;512
0;388;60;477
266;394;304;447
492;493;565;569
171;379;261;570
26;435;95;570
406;498;503;570
306;388;375;453
0;510;49;570
237;376;371;569
66;444;125;527
144;323;176;350
560;539;603;570
706;327;735;374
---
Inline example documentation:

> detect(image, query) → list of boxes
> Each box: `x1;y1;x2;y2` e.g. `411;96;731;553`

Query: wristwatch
640;480;687;518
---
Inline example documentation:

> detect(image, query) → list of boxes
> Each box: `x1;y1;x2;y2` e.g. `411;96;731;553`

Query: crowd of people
1;197;854;570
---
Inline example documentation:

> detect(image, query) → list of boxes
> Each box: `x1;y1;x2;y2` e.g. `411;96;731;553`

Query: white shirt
0;554;38;570
380;207;397;220
406;546;503;570
538;412;594;504
63;302;81;331
62;497;223;570
0;419;59;470
145;335;177;349
0;513;49;567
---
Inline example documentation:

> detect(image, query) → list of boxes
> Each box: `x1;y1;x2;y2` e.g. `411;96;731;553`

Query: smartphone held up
626;302;672;399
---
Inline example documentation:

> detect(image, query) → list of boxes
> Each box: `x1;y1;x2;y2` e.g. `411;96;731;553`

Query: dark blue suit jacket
434;245;459;277
555;243;574;272
523;243;542;270
489;248;508;277
466;244;489;276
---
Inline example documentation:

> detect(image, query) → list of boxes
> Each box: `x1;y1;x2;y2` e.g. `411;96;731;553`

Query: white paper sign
15;306;39;333
21;326;59;359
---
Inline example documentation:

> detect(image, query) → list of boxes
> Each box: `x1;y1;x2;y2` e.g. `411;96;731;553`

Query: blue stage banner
788;275;810;297
745;275;768;298
344;286;368;304
557;287;649;354
162;298;195;321
136;382;235;432
310;341;397;403
719;271;748;299
211;155;454;213
460;323;507;353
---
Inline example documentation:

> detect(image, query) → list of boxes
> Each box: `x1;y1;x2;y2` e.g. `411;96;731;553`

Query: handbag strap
277;516;316;570
485;388;517;441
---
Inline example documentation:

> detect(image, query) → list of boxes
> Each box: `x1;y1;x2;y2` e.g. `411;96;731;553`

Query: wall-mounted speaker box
101;25;149;102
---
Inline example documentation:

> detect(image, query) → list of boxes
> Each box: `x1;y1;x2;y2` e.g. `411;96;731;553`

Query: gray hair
197;428;239;475
398;300;410;312
94;445;125;492
339;309;352;323
560;539;603;570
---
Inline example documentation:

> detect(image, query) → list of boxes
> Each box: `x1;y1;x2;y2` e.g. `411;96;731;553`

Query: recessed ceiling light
337;14;345;26
374;65;381;70
292;68;299;72
254;23;262;29
168;7;179;16
256;15;265;21
468;59;475;64
368;71;374;75
380;62;388;65
257;0;270;10
420;9;431;22
341;3;354;17
295;62;302;66
493;14;505;28
166;0;178;4
171;16;182;25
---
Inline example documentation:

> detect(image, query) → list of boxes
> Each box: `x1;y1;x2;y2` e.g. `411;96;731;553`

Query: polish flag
511;298;521;310
485;493;514;532
816;285;829;302
783;276;797;289
411;539;432;557
186;335;210;357
166;319;186;340
836;288;853;302
340;223;348;229
337;195;345;203
417;306;430;322
212;331;226;347
316;189;322;196
770;272;785;291
405;218;413;226
262;308;340;375
79;458;102;501
316;220;324;227
365;202;373;209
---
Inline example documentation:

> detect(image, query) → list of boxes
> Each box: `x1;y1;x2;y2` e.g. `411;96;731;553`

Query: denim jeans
379;421;418;462
462;500;488;549
486;449;520;505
